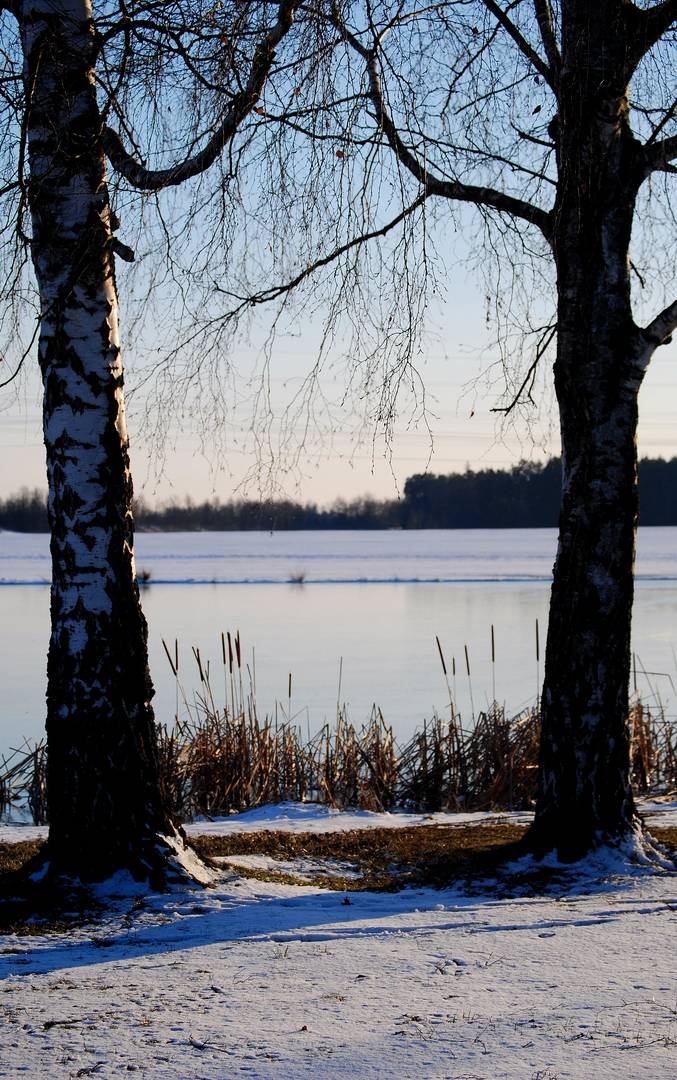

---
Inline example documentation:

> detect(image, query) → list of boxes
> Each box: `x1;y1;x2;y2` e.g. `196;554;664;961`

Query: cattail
491;624;497;703
162;638;178;677
436;635;447;676
192;646;205;683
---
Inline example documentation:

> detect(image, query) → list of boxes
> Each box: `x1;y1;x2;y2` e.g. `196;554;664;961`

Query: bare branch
640;297;677;361
342;24;553;239
629;0;677;54
512;123;555;148
532;0;561;82
102;0;300;191
215;193;428;312
645;92;677;144
0;318;39;390
491;322;556;414
640;133;677;177
481;0;555;89
331;9;552;236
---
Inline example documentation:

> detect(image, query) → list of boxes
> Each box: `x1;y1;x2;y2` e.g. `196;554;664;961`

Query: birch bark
530;1;650;857
335;0;676;857
20;0;206;882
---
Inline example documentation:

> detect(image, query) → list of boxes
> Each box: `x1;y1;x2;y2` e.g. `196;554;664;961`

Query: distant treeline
2;456;677;531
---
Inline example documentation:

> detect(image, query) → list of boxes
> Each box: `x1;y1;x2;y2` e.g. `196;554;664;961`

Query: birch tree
0;0;301;884
313;0;677;860
196;0;673;860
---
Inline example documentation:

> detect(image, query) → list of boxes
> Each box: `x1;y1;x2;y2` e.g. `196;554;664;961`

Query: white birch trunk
21;0;211;883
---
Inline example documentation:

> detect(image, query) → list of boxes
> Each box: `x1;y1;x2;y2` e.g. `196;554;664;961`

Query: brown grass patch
0;840;44;876
651;826;677;848
193;823;528;890
0;825;674;932
194;822;677;891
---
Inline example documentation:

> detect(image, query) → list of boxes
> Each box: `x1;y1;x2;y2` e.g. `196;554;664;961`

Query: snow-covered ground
2;797;675;843
1;803;676;1078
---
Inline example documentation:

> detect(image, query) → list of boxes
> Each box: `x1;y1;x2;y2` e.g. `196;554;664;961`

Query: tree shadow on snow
1;852;675;980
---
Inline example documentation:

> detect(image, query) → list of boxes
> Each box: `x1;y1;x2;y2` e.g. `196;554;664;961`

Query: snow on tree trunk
21;0;211;884
530;5;647;859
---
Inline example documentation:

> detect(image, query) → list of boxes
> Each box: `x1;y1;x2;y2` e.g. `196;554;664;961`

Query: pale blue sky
0;2;675;510
2;271;675;507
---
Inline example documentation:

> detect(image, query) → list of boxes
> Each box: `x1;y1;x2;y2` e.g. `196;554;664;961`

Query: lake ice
1;528;676;754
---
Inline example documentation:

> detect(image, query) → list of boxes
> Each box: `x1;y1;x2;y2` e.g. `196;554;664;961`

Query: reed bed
155;698;543;819
0;742;48;825
2;636;676;825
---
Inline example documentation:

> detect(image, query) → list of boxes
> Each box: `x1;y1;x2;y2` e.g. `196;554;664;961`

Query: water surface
1;528;675;755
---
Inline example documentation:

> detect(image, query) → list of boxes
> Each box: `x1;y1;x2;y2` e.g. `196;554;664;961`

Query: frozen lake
1;528;676;754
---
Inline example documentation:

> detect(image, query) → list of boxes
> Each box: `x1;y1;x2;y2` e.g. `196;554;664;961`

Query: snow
216;854;365;882
186;803;537;835
1;798;675;843
157;829;219;888
0;803;676;1078
3;527;677;585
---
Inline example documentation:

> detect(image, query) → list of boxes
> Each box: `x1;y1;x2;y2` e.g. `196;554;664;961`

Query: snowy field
1;528;560;584
1;802;676;1079
3;527;677;584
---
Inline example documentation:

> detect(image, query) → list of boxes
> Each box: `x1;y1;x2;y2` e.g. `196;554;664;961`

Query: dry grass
2;635;677;825
151;638;677;820
153;699;546;819
0;743;48;825
0;839;44;876
194;822;528;891
2;824;674;904
193;823;677;891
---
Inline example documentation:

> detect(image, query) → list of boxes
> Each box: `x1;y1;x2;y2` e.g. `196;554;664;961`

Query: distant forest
2;457;677;531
